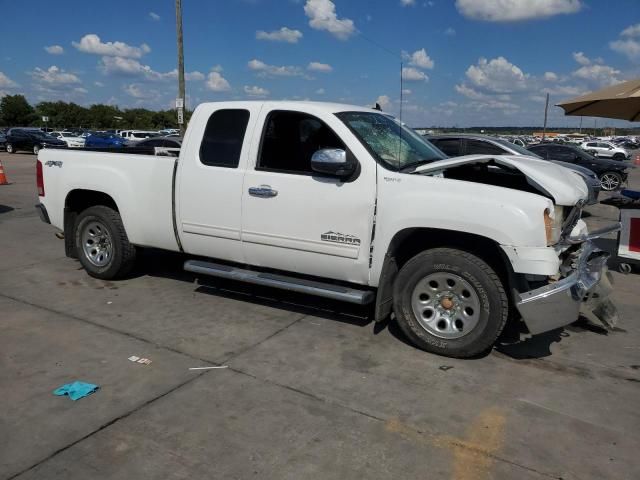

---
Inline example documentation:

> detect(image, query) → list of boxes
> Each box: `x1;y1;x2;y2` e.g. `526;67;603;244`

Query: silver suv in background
580;141;630;161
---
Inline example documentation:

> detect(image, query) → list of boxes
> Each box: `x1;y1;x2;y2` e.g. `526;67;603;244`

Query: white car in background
51;131;86;148
580;141;630;161
119;130;160;143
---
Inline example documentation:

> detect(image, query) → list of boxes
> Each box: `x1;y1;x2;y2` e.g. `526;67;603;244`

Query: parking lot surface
1;151;639;480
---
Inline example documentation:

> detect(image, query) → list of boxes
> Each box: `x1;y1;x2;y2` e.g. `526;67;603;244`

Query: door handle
248;185;278;198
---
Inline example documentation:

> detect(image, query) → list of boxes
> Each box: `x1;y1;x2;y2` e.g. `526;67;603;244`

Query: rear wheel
612;153;625;161
599;171;623;191
393;248;508;358
6;143;14;154
75;205;136;279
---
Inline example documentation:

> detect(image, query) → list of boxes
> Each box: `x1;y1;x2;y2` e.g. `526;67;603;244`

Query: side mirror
311;148;356;178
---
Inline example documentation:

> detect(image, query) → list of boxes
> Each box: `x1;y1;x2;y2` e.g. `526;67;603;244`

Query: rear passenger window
465;140;506;156
200;109;250;168
431;138;461;157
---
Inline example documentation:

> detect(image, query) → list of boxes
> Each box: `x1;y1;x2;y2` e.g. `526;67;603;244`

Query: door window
464;139;506;155
258;111;344;174
199;109;250;168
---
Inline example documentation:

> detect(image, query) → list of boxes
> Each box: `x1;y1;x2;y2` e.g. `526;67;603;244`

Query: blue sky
1;0;639;127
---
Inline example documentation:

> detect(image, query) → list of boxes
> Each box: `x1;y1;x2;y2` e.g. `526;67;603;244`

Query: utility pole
541;92;549;142
175;0;186;136
579;116;582;134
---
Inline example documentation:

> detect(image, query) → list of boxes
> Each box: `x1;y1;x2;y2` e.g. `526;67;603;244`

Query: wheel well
374;227;515;322
63;190;119;258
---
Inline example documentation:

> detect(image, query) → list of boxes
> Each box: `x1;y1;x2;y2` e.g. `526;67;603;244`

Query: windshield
31;131;55;139
494;138;541;158
336;111;446;170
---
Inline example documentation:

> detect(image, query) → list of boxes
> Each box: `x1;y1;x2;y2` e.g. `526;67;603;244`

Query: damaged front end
515;223;621;335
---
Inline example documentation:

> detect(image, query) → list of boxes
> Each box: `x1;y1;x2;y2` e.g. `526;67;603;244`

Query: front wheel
75;205;136;279
599;171;623;191
393;248;508;358
612;153;625;161
6;143;14;154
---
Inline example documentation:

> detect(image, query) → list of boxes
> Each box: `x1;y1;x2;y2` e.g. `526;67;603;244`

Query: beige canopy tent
556;78;640;122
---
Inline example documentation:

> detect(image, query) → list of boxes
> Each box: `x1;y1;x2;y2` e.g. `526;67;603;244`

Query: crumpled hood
413;154;589;206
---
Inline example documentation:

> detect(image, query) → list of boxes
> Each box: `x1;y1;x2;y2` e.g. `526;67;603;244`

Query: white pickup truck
36;101;620;358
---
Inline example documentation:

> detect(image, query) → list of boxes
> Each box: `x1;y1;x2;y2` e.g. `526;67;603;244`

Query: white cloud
444;27;456;36
149;12;160;21
31;66;81;86
315;88;325;95
572;51;590;65
610;24;640;62
44;45;64;55
455;83;486;100
94;81;105;87
100;56;204;83
206;71;231;92
404;48;434;69
72;34;151;59
621;23;640;38
244;85;270;97
402;89;412;95
124;83;159;99
455;0;582;22
256;27;303;43
248;59;303;77
402;67;428;82
304;0;356;40
375;95;392;110
400;0;416;6
0;71;19;88
465;56;529;92
307;61;333;73
544;71;558;81
572;64;621;86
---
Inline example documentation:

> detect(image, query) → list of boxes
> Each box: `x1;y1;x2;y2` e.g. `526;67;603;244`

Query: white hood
413;154;589;206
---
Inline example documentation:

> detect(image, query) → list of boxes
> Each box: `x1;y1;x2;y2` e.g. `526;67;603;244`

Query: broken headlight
544;206;564;245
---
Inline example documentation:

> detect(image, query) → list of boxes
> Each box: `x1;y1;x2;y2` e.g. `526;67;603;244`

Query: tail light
36;160;45;196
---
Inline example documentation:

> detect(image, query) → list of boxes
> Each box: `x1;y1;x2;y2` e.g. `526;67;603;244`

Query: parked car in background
5;128;67;154
426;134;601;203
130;136;182;156
528;143;630;191
85;133;128;148
51;131;86;148
580;141;630;161
119;130;160;142
0;132;6;151
158;128;180;136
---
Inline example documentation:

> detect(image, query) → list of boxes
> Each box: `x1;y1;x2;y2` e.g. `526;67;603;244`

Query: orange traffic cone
0;160;8;185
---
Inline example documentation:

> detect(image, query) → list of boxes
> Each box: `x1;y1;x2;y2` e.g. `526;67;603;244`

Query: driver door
241;108;376;284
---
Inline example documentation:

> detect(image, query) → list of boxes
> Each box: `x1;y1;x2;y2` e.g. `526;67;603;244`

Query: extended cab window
200;109;250;168
258;111;344;174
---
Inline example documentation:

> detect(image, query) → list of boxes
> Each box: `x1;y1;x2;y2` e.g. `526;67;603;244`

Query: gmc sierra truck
35;101;620;358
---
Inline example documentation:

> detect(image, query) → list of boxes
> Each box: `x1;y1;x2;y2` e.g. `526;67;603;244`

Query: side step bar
184;260;374;305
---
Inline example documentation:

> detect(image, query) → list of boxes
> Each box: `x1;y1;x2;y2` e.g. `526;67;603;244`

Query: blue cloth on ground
53;381;99;401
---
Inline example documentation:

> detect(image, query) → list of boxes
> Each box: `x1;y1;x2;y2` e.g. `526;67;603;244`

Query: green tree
0;94;36;126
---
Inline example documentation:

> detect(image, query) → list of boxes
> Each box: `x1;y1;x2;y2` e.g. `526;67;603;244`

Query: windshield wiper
399;159;436;173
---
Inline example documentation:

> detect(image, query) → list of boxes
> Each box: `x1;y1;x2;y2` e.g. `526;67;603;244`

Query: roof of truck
196;100;382;115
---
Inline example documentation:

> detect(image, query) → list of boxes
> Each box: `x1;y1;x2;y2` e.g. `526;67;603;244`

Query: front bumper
515;239;619;334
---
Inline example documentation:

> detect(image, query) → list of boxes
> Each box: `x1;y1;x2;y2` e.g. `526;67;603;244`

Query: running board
184;260;374;305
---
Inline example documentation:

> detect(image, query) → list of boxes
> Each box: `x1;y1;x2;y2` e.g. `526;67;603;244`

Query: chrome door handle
248;185;278;198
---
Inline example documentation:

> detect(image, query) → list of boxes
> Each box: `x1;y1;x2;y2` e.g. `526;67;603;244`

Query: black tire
612;153;625;161
5;143;15;154
599;171;623;191
74;205;136;280
392;248;508;358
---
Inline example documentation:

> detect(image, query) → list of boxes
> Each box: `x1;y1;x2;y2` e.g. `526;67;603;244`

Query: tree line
0;94;191;130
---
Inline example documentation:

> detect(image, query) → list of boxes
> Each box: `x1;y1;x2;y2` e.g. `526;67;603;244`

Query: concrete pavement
1;152;639;479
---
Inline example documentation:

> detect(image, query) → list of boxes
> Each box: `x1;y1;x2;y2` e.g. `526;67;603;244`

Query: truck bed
38;149;180;252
